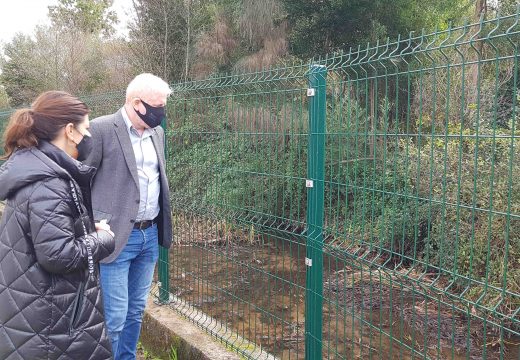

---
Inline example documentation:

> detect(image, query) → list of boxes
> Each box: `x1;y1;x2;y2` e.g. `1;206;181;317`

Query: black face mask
134;99;165;128
75;133;93;162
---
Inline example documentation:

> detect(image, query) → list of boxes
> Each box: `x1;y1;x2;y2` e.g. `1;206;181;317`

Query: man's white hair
126;73;172;102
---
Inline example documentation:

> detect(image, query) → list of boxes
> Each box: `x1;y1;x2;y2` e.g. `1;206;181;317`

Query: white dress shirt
121;107;161;221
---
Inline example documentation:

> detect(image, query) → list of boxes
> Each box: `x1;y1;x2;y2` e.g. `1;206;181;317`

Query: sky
0;0;134;45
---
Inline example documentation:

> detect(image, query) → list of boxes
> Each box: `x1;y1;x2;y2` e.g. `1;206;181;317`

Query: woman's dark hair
1;91;89;159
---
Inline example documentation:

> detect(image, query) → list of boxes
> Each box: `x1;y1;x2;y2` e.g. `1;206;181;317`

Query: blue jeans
100;224;159;360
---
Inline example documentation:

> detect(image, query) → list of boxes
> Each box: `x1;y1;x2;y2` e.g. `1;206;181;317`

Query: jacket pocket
69;281;86;333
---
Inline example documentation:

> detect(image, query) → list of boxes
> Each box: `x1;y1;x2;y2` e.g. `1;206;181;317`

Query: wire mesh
161;9;520;359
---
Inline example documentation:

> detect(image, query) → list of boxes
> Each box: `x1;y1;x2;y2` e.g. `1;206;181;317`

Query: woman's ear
65;123;75;142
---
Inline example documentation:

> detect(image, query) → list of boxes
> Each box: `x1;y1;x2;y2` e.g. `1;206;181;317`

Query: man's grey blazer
85;109;173;263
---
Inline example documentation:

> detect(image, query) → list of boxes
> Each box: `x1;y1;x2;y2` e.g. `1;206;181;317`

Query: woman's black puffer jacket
0;141;115;359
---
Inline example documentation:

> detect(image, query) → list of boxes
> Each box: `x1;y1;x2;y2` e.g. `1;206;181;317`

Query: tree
46;0;133;92
129;0;218;82
192;10;238;77
238;0;283;47
48;0;118;36
129;0;187;82
0;0;131;105
0;27;109;105
129;0;291;79
492;0;519;15
233;0;288;72
281;0;472;59
0;34;42;106
98;38;136;91
0;86;10;108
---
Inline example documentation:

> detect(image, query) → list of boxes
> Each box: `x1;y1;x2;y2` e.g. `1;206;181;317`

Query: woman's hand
95;219;114;237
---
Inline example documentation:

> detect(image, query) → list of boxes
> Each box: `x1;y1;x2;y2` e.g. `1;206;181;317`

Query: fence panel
163;65;312;359
315;11;520;359
161;10;520;359
0;109;14;161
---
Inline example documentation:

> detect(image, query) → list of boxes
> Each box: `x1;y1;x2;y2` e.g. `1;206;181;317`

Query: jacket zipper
69;279;86;333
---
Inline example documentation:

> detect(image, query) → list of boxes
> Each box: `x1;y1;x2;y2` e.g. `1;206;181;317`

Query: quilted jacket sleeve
28;178;115;274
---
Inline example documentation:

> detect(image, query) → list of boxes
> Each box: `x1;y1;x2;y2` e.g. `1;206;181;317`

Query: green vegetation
137;342;178;360
3;0;517;106
164;12;520;334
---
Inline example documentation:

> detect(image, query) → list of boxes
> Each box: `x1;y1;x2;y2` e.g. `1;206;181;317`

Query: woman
0;91;115;359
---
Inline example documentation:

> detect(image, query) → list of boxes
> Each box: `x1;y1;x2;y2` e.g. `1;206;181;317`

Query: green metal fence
0;9;519;359
0;91;125;160
0;109;13;160
161;10;520;360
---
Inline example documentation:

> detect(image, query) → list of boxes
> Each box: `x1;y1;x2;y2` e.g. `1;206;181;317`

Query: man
85;73;173;360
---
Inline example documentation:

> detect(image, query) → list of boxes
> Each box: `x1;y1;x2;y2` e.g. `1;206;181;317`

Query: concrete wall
141;298;242;360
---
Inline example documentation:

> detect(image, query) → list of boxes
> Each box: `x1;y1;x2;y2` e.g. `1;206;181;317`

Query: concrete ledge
141;297;242;360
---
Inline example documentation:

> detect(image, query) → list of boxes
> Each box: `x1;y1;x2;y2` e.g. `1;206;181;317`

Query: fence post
305;64;327;359
159;118;170;304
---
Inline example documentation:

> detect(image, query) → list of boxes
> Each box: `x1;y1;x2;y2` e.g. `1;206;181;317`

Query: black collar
38;141;96;187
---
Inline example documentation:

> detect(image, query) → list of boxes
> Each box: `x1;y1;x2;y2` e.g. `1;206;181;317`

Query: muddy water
168;240;519;359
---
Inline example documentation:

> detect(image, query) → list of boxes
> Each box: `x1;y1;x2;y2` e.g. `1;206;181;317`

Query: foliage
136;340;179;360
1;0;489;95
129;0;192;82
281;0;473;59
165;20;520;318
0;34;41;106
129;0;290;81
193;10;238;77
0;87;9;109
0;110;13;160
238;0;283;47
48;0;117;36
0;27;110;105
408;122;520;305
0;2;133;105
